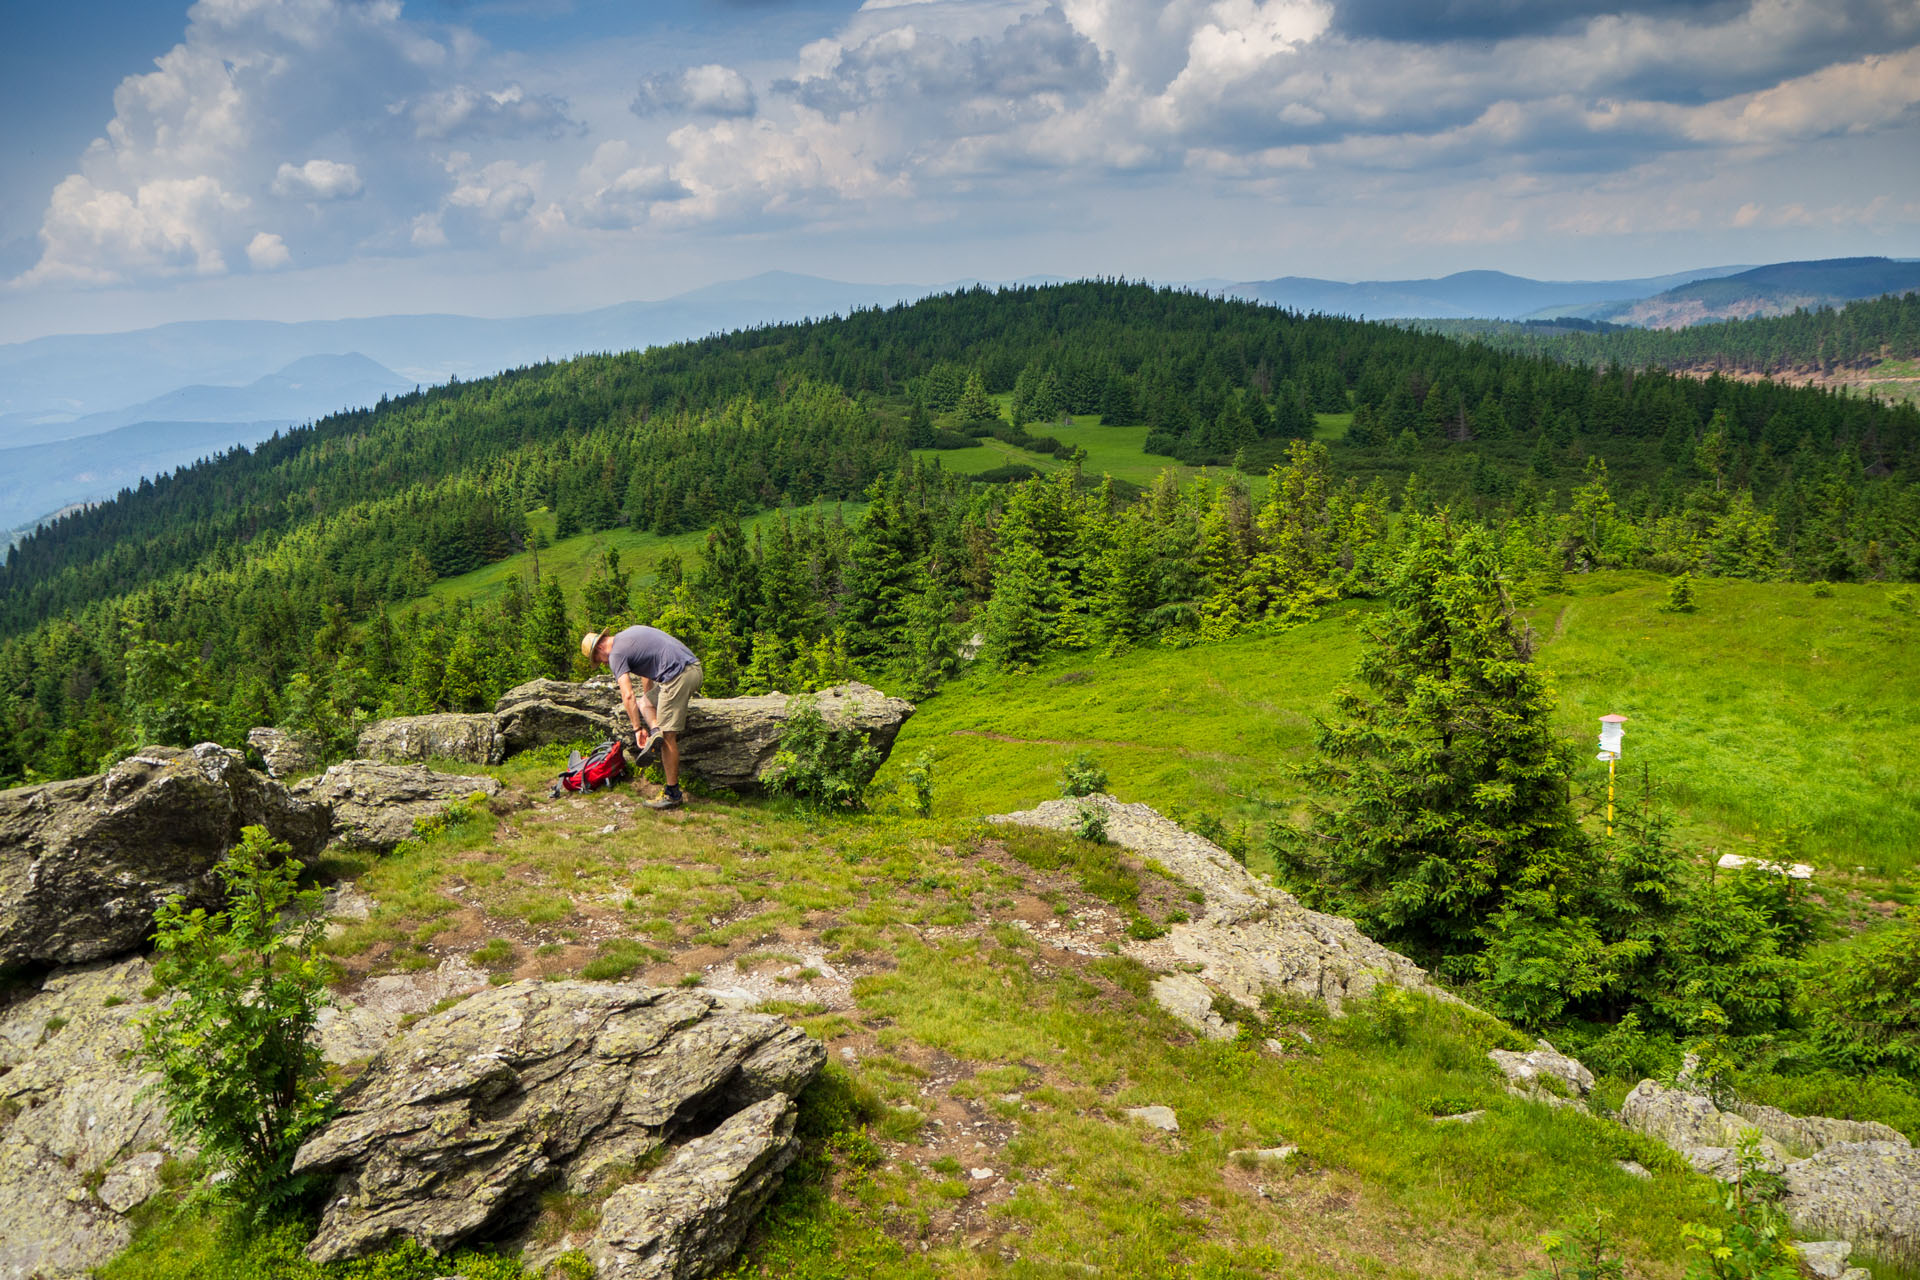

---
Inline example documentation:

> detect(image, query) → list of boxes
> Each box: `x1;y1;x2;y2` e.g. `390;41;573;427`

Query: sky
1;0;1917;342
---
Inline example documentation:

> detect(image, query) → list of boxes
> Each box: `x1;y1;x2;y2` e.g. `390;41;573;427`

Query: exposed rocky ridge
355;713;504;766
0;956;186;1280
988;794;1444;1019
490;679;914;793
1782;1143;1920;1262
0;743;330;966
293;761;503;852
291;980;825;1266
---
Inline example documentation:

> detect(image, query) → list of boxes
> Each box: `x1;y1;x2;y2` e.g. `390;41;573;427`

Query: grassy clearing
414;501;863;612
882;572;1920;883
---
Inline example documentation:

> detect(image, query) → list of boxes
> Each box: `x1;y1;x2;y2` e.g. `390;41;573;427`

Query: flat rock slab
0;743;329;966
1782;1142;1920;1258
356;714;504;766
0;957;187;1280
292;761;503;852
989;794;1445;1018
1126;1106;1180;1132
292;980;824;1266
492;679;914;794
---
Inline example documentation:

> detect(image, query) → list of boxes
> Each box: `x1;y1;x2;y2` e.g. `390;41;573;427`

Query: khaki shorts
643;663;703;734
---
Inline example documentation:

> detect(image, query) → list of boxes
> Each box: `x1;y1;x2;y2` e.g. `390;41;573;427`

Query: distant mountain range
1219;266;1752;321
4;259;1916;534
1580;258;1920;328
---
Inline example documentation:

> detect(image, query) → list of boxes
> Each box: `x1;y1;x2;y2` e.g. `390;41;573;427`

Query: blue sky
2;0;1916;341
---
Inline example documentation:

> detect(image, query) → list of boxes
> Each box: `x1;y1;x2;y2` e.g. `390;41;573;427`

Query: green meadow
881;571;1920;884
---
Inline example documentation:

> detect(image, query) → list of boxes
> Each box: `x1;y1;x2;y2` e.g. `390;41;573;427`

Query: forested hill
2;279;1918;784
1412;290;1920;376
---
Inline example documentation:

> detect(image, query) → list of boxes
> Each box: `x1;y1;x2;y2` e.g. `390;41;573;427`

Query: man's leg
662;732;680;787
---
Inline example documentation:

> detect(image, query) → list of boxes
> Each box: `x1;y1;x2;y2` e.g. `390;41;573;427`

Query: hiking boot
646;789;684;811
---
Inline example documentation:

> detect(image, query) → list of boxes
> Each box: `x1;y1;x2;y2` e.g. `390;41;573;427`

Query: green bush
1072;800;1109;844
763;695;882;812
1059;751;1108;798
139;826;335;1212
903;750;936;818
1804;909;1920;1078
1662;573;1698;613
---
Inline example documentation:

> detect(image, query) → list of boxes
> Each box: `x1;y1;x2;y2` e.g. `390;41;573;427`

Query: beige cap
580;630;607;661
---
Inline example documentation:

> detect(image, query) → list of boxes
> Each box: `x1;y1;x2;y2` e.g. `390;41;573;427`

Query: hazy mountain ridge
1595;257;1920;328
1219;265;1751;320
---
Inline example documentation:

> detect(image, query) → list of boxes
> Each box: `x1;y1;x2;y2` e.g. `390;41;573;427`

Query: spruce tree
954;370;998;424
1284;515;1591;970
981;539;1056;671
523;575;573;680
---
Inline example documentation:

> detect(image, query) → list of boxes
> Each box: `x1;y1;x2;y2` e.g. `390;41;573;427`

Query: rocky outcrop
247;726;318;778
988;795;1444;1018
493;679;915;794
1489;1045;1594;1109
0;743;330;966
587;1096;801;1280
494;677;623;753
1619;1080;1792;1176
0;957;186;1280
291;981;825;1266
1782;1142;1920;1260
356;714;504;766
292;761;502;852
1724;1098;1908;1157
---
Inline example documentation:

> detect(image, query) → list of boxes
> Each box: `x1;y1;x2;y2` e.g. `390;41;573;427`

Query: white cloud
632;65;758;118
399;83;582;140
21;174;244;286
572;141;691;230
271;158;363;200
15;0;581;288
246;231;291;269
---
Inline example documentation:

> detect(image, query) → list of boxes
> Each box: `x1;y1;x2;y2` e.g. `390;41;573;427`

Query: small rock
1126;1105;1180;1132
969;1167;995;1181
96;1152;166;1214
1432;1111;1484;1125
1717;852;1814;880
839;1047;858;1062
1793;1240;1854;1280
1615;1160;1651;1179
1488;1046;1593;1107
1229;1146;1297;1163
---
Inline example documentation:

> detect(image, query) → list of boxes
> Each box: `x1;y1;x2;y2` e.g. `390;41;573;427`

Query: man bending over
581;625;704;810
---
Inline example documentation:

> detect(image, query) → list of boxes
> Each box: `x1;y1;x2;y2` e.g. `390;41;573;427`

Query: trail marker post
1597;714;1628;836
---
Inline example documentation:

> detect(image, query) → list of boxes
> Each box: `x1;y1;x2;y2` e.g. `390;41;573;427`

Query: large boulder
1782;1142;1920;1259
356;714;504;766
0;743;330;967
0;957;187;1280
1489;1045;1594;1108
492;679;915;794
1618;1080;1791;1176
989;794;1444;1018
292;761;503;852
676;683;914;794
494;677;622;753
588;1096;800;1280
247;726;318;778
291;981;825;1266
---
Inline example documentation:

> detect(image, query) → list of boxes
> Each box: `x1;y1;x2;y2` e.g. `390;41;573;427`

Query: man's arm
616;673;656;740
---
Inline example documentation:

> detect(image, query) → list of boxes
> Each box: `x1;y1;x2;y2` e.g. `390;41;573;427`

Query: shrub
1678;1133;1798;1280
138;826;335;1212
763;695;882;812
1526;1212;1626;1280
1073;800;1109;844
1663;572;1698;613
1059;751;1108;798
1804;908;1920;1078
903;750;936;818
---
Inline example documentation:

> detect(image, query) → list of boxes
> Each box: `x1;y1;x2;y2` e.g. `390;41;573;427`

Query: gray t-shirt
607;625;696;684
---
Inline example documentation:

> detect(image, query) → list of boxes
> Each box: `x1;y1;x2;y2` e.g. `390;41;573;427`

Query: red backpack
551;739;629;797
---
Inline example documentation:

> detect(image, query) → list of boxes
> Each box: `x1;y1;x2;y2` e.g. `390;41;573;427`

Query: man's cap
581;630;607;660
